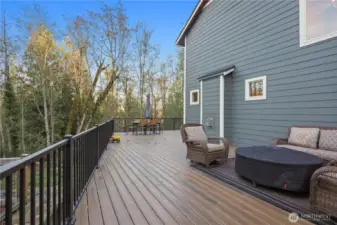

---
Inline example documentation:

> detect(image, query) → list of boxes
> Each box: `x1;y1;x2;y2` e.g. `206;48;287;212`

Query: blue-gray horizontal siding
185;0;337;147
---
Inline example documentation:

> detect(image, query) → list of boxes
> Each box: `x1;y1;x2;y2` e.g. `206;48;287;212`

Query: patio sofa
273;126;337;217
272;126;337;163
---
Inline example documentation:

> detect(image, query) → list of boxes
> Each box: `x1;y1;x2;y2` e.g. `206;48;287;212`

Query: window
299;0;337;47
190;89;199;105
245;76;267;101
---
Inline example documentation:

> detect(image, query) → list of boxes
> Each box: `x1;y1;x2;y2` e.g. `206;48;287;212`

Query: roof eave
175;0;209;47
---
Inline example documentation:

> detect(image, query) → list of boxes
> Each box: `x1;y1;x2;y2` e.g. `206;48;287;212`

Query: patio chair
139;119;149;135
149;119;160;134
157;119;164;133
127;119;140;134
180;123;229;166
310;160;337;218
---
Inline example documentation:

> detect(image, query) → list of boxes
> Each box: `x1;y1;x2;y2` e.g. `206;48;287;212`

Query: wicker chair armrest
272;138;288;146
186;139;208;152
208;137;229;156
327;160;337;167
208;137;229;146
311;166;337;189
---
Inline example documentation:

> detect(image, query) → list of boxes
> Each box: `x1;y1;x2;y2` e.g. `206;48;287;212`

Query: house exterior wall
185;0;337;147
202;78;220;137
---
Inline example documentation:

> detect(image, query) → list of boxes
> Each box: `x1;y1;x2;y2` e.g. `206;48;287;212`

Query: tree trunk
49;93;55;143
76;63;106;133
21;100;25;153
0;105;5;157
6;127;12;156
42;83;50;146
84;115;92;131
77;113;86;133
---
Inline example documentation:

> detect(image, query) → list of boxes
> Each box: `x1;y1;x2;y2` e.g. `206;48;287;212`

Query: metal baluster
39;158;44;225
5;175;13;225
46;154;51;225
58;149;61;223
19;168;26;225
31;163;36;225
53;151;56;225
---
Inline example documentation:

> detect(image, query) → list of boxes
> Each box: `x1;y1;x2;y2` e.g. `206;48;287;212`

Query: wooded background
0;2;184;157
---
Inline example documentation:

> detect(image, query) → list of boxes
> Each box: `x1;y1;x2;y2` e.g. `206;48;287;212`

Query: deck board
75;188;89;225
105;159;149;225
100;162;134;225
87;173;104;225
94;170;119;225
128;142;286;224
75;131;312;225
114;152;210;225
118;143;273;225
107;157;164;225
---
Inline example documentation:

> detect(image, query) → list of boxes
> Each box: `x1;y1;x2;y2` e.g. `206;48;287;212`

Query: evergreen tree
3;76;20;156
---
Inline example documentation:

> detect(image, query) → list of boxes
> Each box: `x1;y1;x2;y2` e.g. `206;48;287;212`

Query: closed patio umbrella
145;93;151;119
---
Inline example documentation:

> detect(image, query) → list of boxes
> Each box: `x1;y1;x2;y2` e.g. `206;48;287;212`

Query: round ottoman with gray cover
235;146;324;192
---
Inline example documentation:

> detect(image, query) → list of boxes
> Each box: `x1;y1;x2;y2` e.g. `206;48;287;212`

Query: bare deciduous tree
131;22;159;116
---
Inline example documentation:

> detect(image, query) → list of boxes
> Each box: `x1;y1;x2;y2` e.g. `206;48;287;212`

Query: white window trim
190;89;199;105
219;75;224;138
245;76;267;101
183;36;187;123
299;0;337;47
200;81;203;124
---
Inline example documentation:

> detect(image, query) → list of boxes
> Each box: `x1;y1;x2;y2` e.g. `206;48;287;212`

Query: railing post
173;118;176;130
64;135;75;225
95;124;100;168
124;118;127;132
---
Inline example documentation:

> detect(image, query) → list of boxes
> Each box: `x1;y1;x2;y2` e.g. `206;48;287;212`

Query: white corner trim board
190;89;199;105
219;75;224;138
183;36;187;124
200;81;203;124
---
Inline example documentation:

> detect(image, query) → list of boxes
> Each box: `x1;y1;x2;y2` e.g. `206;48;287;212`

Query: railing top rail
73;126;97;139
73;120;112;139
0;139;68;179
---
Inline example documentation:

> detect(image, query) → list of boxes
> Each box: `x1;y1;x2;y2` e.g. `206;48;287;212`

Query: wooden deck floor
74;131;312;225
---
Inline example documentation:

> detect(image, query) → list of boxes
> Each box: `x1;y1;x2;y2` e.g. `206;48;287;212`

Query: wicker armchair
310;160;337;218
180;123;229;166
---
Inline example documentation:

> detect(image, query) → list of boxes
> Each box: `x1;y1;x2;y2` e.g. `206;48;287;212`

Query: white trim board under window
245;76;267;101
299;0;337;47
190;89;199;105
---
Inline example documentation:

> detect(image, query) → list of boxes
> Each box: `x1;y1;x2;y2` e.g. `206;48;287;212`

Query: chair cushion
319;130;337;152
185;126;207;142
318;172;337;192
288;127;319;149
277;145;337;161
207;143;224;152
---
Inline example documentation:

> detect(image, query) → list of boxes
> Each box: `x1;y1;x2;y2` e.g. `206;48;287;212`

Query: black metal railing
114;117;183;133
0;119;114;225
